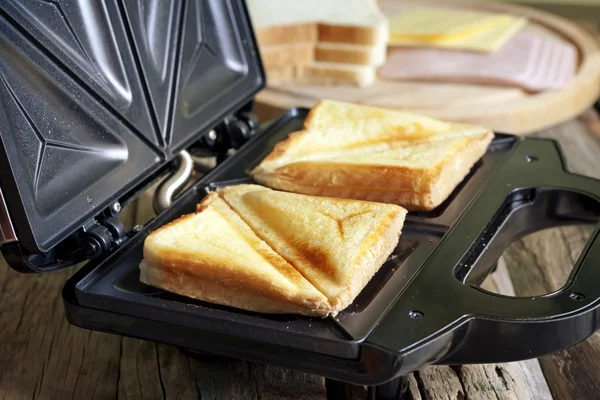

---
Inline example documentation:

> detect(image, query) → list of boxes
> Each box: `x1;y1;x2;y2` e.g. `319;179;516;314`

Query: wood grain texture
0;263;122;400
406;374;422;400
255;0;600;135
414;366;466;400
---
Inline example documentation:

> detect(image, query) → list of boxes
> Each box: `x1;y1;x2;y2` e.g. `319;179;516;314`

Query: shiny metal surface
0;186;17;244
152;150;194;214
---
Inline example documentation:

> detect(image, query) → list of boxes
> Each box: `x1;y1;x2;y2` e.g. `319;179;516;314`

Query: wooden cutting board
255;0;600;135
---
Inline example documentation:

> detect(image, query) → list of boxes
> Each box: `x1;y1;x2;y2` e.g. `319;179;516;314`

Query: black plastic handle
364;138;600;379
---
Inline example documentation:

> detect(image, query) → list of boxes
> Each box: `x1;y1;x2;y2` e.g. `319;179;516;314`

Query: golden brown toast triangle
251;100;494;210
217;184;407;311
140;192;331;317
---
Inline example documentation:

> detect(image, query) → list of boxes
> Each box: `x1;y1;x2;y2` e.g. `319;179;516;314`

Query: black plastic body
0;0;265;260
63;109;600;386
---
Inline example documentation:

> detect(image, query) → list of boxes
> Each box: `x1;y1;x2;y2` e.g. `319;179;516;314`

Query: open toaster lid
0;0;265;260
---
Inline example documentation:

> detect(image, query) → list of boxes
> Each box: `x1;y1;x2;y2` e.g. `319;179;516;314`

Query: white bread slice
218;184;407;311
260;43;315;69
300;62;377;87
316;42;386;67
264;65;304;85
140;192;331;317
251;100;494;211
247;0;388;46
255;23;317;47
260;99;483;160
318;22;387;46
264;62;376;87
260;41;386;69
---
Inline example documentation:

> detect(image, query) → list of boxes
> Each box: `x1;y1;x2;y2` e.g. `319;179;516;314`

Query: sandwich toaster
1;1;600;399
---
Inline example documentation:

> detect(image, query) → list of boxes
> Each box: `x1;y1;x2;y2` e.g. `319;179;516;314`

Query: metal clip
151;112;258;215
152;150;194;214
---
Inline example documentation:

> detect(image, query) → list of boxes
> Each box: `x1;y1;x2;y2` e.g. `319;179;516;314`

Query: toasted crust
301;99;451;138
315;42;386;66
329;198;406;310
141;186;407;317
252;132;493;211
217;184;407;310
318;23;387;46
255;24;317;47
139;261;331;317
142;192;332;317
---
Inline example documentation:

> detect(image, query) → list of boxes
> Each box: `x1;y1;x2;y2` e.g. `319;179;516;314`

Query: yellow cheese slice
390;15;527;52
388;8;511;40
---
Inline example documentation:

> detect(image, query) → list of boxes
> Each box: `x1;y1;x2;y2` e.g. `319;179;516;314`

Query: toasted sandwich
140;185;407;317
251;100;494;211
217;184;406;311
140;192;331;317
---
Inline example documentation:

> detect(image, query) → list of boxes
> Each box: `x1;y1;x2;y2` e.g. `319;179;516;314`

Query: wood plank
414;366;466;399
503;225;597;400
248;364;326;399
414;361;551;400
407;374;422;400
0;261;121;400
118;338;165;400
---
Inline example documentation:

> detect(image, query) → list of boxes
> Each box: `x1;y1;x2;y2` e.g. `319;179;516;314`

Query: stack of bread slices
247;0;388;87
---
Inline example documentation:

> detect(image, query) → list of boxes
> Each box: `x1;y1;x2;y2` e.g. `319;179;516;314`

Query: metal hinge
189;111;259;161
79;203;127;260
153;111;260;214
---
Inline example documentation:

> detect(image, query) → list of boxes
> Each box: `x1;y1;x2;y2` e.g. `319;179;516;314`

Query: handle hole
457;188;599;297
480;226;594;297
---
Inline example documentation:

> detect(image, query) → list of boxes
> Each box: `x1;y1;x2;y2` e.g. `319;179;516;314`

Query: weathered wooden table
1;109;599;399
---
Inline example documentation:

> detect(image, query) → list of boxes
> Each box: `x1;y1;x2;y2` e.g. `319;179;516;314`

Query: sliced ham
379;28;577;92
